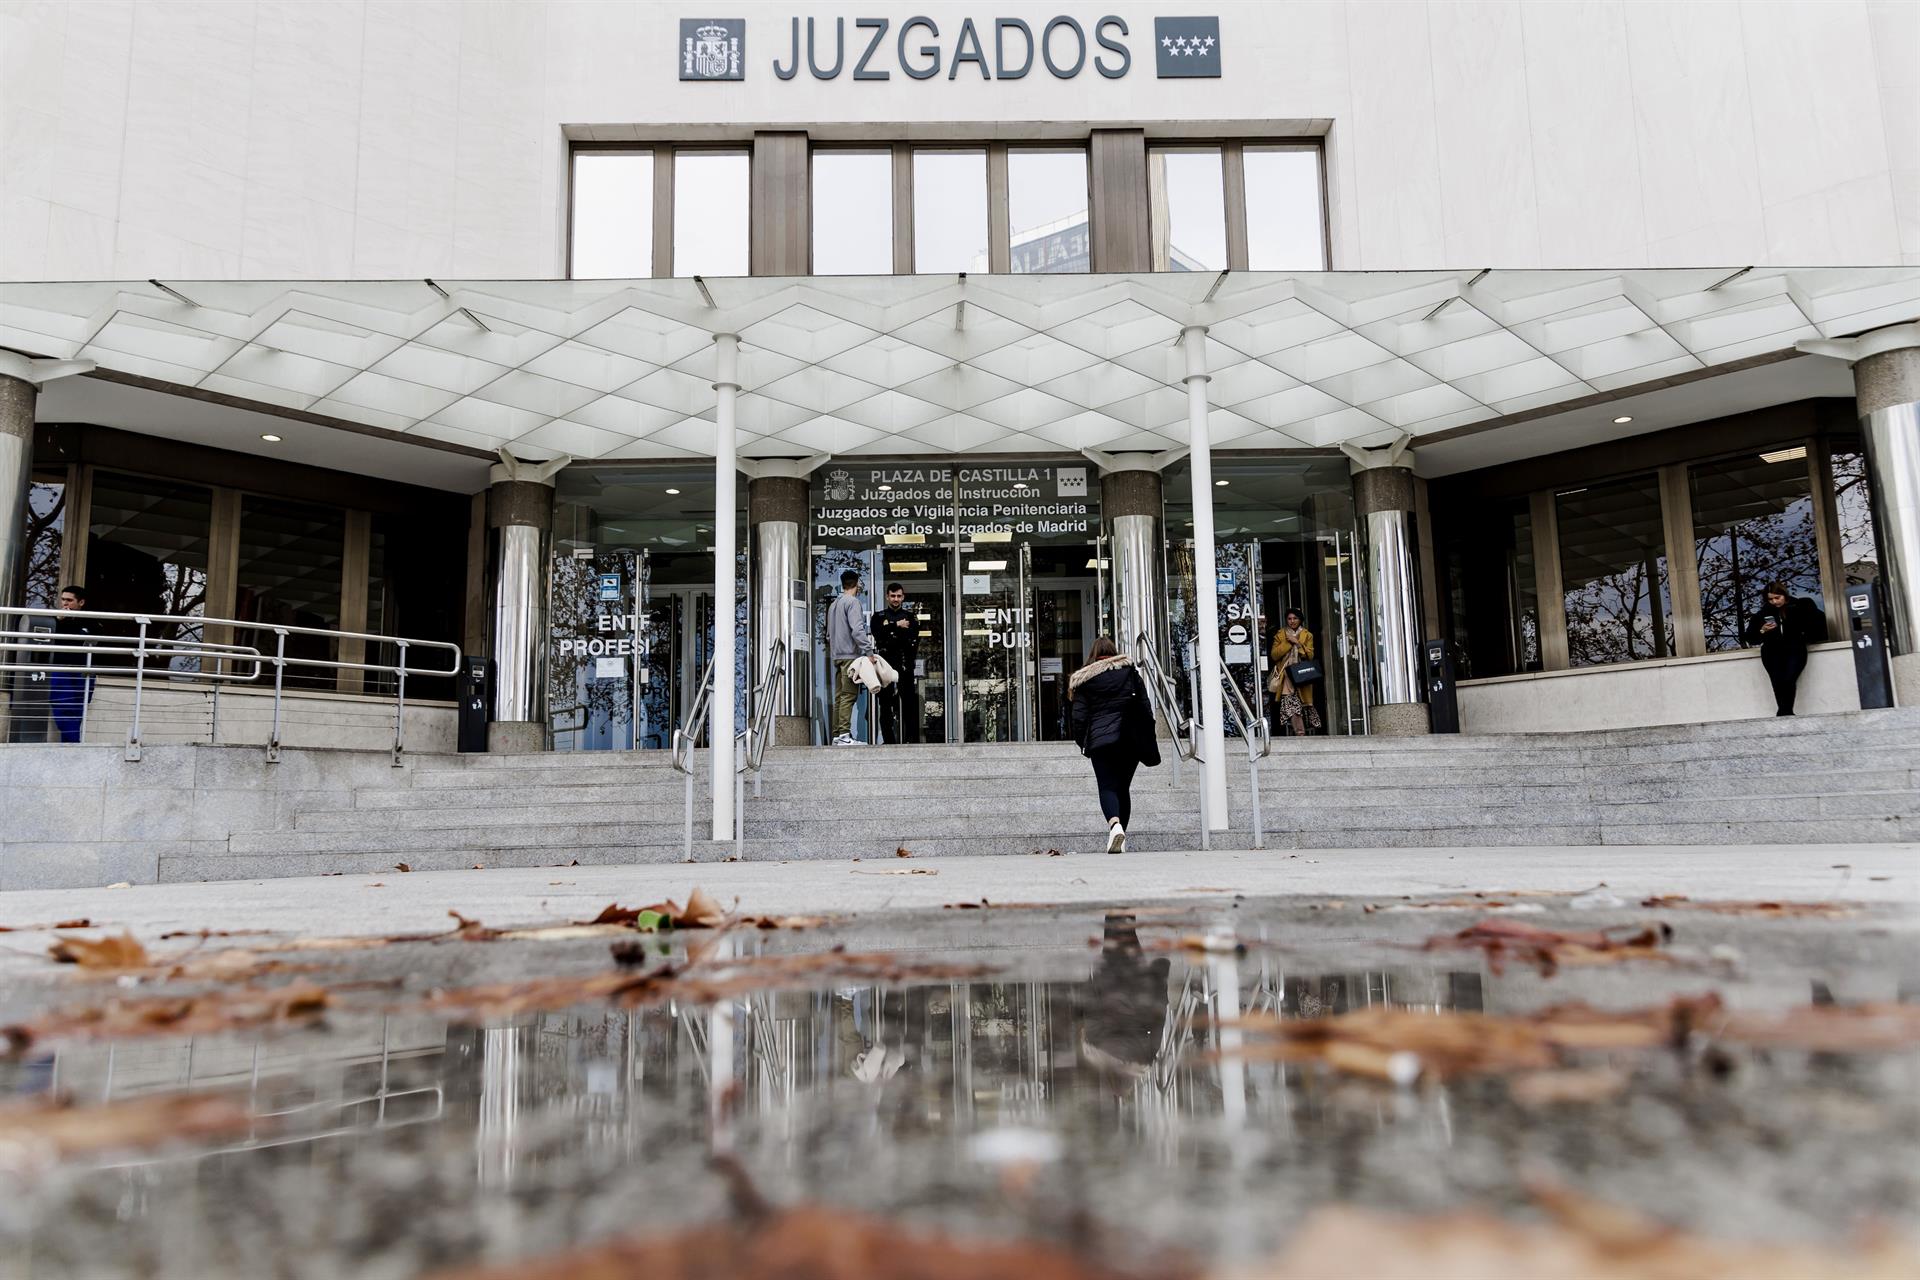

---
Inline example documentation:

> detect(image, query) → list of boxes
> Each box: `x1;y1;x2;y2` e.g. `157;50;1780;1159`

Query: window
21;471;65;610
1149;146;1226;272
86;472;212;671
570;151;653;279
673;150;750;277
1007;148;1090;274
1557;475;1674;667
235;495;345;689
912;149;988;273
1244;146;1326;269
811;150;893;275
1691;450;1825;652
1830;438;1878;586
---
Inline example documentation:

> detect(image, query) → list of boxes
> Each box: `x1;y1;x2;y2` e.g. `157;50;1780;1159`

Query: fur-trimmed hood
1068;653;1133;695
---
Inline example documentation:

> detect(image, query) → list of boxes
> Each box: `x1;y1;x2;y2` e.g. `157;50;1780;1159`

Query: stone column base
1892;652;1920;708
773;714;812;747
1370;702;1432;736
487;721;546;754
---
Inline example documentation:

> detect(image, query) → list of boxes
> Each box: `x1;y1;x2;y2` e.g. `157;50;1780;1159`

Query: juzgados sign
680;15;1220;82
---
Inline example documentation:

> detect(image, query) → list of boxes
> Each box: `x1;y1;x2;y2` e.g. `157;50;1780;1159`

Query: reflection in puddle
2;906;1915;1277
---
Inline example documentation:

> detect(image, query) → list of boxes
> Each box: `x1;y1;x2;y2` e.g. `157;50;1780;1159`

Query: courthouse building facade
3;1;1919;832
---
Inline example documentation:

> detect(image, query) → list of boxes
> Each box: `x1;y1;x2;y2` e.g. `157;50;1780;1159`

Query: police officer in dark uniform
872;581;920;744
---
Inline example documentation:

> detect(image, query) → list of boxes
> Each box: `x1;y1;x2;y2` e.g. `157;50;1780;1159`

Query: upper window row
569;142;1326;279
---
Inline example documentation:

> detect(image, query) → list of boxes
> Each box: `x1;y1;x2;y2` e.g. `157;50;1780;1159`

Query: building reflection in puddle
18;915;1486;1189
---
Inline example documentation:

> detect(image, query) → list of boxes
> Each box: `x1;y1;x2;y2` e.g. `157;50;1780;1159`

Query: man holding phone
1743;581;1826;716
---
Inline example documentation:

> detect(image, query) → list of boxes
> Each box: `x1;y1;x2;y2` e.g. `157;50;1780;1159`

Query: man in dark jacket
1743;580;1826;716
1068;637;1161;853
49;584;96;743
872;582;919;744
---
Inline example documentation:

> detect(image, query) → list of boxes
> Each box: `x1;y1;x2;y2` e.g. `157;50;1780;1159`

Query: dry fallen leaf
0;1092;259;1167
0;918;92;933
1715;1001;1920;1052
394;862;413;873
48;932;149;970
896;846;914;858
1508;1067;1631;1108
427;1203;1188;1280
5;982;331;1052
1425;918;1672;976
852;868;938;876
1638;895;1856;918
1237;1186;1919;1280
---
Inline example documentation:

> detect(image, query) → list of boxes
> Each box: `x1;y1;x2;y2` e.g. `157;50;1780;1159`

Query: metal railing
670;638;788;862
1;606;461;766
1218;671;1273;848
1134;632;1212;851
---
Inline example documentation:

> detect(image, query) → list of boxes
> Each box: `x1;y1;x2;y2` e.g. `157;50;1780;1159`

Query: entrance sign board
813;464;1095;541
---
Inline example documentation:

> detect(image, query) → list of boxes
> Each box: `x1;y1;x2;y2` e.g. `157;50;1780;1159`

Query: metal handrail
669;658;715;776
743;637;787;775
1217;671;1272;850
2;605;460;766
1133;631;1197;762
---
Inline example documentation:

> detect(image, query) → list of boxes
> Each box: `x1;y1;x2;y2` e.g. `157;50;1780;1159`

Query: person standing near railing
1068;635;1162;854
827;569;876;747
49;584;95;743
1267;608;1322;738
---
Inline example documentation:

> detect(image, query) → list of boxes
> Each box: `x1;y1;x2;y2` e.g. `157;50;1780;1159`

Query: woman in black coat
1068;636;1162;854
1743;580;1826;716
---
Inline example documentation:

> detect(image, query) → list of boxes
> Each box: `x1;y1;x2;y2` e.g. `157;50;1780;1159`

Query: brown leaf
1239;1193;1920;1279
1509;1067;1631;1108
446;910;503;941
0;918;92;933
680;886;727;927
0;1092;259;1165
580;902;645;926
5;982;331;1051
428;1204;1187;1280
48;932;149;970
1639;895;1856;918
394;862;413;873
896;846;914;858
1715;1001;1920;1052
1424;918;1672;976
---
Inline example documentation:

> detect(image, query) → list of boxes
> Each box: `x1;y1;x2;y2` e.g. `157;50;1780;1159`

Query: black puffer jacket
1068;655;1159;763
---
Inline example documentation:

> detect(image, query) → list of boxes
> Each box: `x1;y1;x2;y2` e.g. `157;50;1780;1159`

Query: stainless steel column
749;466;810;745
1858;343;1920;704
711;334;740;842
1354;462;1429;736
487;467;556;753
1100;458;1167;670
1799;324;1920;704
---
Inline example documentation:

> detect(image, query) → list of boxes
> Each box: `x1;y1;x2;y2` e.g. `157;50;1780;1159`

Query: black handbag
1287;659;1324;687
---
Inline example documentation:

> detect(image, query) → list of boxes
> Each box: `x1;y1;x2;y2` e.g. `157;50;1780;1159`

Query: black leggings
1090;746;1139;828
1764;651;1807;714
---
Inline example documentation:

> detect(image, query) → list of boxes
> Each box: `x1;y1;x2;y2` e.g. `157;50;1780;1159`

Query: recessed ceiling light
1760;445;1807;464
877;483;893;490
260;433;282;442
1613;415;1633;424
1215;479;1229;486
665;488;680;495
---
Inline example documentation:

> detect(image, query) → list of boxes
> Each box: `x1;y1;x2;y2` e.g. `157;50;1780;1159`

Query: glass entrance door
957;542;1032;743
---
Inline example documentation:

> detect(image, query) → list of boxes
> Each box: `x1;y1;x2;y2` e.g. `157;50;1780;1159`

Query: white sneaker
832;734;867;747
1106;822;1126;854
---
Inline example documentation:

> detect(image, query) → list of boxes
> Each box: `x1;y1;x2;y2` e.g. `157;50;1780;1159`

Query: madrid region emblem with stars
1153;16;1221;78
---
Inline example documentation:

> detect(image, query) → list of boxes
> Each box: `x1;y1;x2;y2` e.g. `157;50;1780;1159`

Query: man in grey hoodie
827;568;875;746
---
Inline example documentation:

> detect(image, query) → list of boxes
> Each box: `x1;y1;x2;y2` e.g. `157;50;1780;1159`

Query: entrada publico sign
680;15;1220;82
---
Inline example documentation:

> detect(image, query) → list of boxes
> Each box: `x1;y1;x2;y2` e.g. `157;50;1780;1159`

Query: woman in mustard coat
1267;607;1321;737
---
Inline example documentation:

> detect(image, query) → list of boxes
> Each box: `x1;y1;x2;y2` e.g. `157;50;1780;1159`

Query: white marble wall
1459;643;1863;734
1;0;1914;281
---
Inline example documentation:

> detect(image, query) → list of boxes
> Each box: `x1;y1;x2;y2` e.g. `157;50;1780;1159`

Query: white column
711;334;740;841
1182;326;1230;830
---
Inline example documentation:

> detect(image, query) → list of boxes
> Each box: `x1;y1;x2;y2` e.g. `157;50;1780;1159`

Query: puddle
1;899;1916;1277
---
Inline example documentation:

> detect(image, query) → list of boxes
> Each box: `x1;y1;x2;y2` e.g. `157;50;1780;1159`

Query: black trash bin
1424;638;1461;734
457;656;492;753
1846;582;1895;710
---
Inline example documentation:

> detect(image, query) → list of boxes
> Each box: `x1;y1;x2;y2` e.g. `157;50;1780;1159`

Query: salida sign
680;14;1220;82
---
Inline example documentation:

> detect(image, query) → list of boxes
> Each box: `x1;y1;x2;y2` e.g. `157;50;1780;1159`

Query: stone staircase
181;707;1920;879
